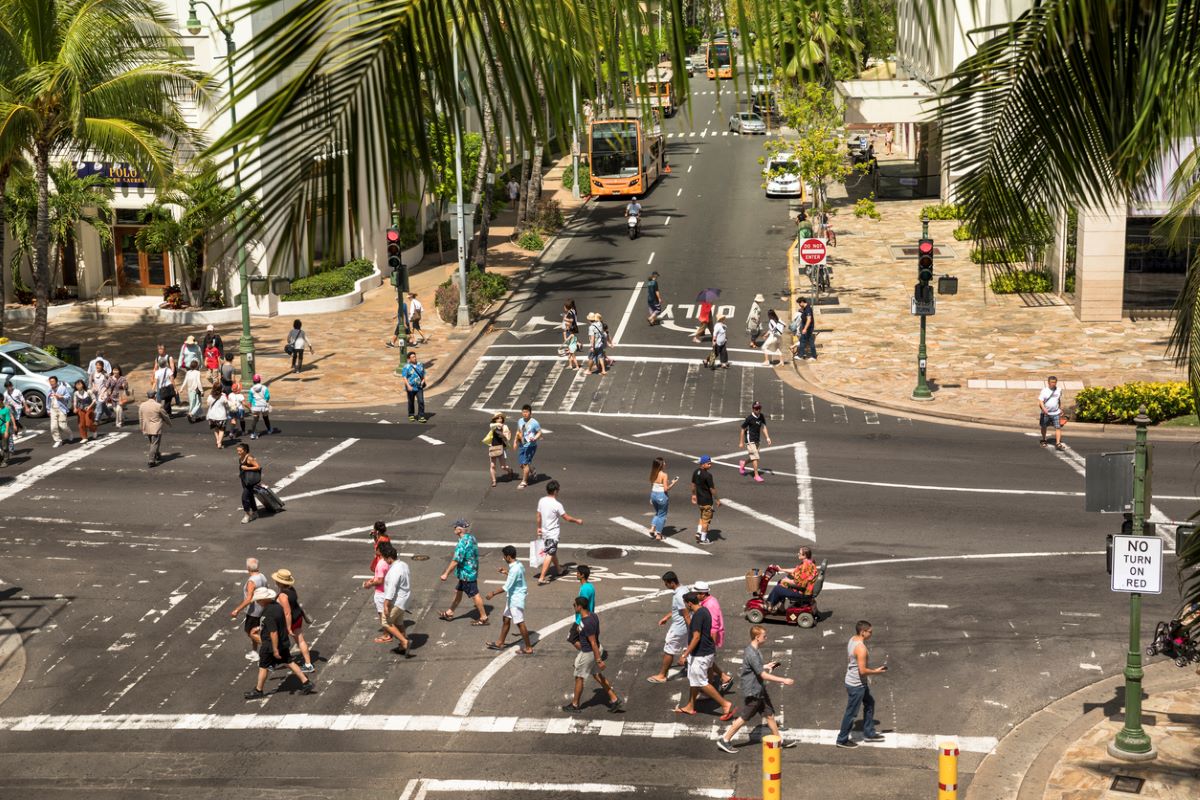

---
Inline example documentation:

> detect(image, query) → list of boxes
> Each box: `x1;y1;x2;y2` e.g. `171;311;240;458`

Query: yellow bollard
938;738;959;800
762;734;782;800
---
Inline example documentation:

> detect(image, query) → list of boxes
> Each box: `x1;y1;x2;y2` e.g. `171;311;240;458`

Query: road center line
720;498;814;542
304;512;446;542
279;479;385;503
611;280;644;349
0;433;129;503
676;188;682;197
273;437;358;491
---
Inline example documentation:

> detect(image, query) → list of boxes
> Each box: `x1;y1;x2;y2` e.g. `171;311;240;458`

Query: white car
763;153;803;197
728;112;766;135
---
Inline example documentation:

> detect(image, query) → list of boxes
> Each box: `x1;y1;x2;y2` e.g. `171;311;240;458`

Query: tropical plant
755;0;862;85
988;268;1052;293
0;141;28;336
281;258;374;301
764;84;850;210
0;0;208;345
853;196;880;219
847;0;896;72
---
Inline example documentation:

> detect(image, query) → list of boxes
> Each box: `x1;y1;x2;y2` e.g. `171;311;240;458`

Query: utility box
1085;451;1134;513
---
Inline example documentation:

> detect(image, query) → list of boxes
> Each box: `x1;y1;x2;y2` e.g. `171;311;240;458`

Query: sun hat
754;293;765;302
252;587;276;602
271;569;295;586
185;335;197;345
692;581;711;593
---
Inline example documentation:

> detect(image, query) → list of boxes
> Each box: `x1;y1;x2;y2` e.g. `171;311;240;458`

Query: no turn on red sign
799;238;827;266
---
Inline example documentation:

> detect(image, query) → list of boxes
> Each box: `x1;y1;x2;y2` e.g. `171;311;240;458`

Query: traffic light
386;227;402;273
914;283;933;304
917;238;934;283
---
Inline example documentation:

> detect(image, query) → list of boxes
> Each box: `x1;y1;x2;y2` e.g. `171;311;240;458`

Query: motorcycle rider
766;547;818;613
625;196;643;232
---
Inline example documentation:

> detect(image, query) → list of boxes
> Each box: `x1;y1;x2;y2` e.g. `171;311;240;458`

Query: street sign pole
1109;407;1157;761
912;214;933;400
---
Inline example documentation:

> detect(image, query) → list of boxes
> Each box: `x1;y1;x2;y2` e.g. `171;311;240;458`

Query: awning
834;79;937;125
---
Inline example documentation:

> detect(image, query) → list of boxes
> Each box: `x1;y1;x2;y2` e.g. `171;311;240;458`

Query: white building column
1074;201;1127;321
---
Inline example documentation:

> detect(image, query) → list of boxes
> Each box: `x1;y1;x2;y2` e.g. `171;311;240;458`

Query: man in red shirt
767;547;819;612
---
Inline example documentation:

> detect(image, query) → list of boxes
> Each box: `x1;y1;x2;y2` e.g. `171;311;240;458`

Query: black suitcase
254;484;286;514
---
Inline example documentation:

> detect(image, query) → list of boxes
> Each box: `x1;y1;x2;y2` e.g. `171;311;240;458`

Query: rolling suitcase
254;484;286;514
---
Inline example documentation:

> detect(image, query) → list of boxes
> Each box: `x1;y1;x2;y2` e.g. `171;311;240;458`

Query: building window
1123;217;1196;310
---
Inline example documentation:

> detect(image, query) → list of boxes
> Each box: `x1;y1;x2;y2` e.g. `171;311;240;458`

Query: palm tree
0;133;28;338
757;0;862;86
0;0;208;345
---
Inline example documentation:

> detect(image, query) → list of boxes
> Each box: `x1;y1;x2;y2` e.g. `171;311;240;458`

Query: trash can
57;343;81;366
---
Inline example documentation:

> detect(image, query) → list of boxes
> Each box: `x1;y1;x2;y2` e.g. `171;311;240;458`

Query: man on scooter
766;547;818;613
625;196;643;219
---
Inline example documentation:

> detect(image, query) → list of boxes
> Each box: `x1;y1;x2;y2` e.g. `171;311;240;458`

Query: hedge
920;203;964;220
560;162;591;195
973;246;1031;265
1075;381;1196;424
435;268;511;322
990;269;1052;293
282;258;375;301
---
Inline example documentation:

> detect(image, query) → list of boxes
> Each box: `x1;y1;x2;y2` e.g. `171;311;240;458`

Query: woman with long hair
647;456;679;540
561;300;578;343
206;383;230;449
485;412;515;486
72;379;96;442
762;309;785;366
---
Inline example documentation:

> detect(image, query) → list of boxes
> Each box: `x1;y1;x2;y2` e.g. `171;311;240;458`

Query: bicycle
802;262;832;301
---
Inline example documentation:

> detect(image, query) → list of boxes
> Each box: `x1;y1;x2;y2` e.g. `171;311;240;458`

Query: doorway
114;226;170;291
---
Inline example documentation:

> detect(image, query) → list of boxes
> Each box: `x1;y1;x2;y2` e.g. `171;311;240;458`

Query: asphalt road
1;86;1198;800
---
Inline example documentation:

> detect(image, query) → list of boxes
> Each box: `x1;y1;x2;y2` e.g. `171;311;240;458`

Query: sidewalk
784;193;1187;431
0;157;588;411
967;660;1200;799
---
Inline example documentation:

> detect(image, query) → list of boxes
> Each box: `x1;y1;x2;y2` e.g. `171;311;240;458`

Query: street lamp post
912;214;933;400
1109;406;1158;761
451;32;470;328
186;1;254;386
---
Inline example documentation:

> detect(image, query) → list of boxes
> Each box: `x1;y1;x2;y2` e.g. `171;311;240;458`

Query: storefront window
1123;217;1196;310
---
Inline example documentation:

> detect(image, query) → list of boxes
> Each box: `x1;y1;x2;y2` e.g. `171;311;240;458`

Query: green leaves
1074;381;1196;425
281;258;374;301
987;268;1051;292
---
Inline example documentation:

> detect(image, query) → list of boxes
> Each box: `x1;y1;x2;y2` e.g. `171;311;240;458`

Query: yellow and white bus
634;66;676;117
706;40;733;79
588;116;665;197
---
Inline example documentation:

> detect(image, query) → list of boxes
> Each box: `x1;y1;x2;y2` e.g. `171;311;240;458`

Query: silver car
0;341;88;417
729;112;766;135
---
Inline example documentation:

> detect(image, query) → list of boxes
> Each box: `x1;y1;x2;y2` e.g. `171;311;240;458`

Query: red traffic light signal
917;238;934;283
386;226;402;271
386;228;400;243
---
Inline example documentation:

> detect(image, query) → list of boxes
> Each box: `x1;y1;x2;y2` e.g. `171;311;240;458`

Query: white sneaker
245;651;259;661
241;514;252;524
52;442;63;448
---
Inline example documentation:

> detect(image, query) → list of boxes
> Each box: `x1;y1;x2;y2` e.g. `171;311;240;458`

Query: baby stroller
1146;601;1200;667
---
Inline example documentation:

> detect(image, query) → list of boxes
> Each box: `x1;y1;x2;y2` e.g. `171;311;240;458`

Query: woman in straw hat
271;568;315;673
586;312;608;375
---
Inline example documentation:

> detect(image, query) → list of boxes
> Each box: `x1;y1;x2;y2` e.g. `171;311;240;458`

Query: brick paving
0;158;587;411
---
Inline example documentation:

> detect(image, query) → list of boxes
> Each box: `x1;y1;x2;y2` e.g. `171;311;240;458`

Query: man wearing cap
691;455;719;545
203;324;224;359
646;271;664;325
244;587;316;700
674;591;735;718
587;312;608;375
438;519;488;625
138;389;170;468
695;581;734;692
738;402;772;483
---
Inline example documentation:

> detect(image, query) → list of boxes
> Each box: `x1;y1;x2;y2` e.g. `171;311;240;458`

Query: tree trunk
523;70;548;229
32;143;51;347
474;20;500;271
476;177;494;271
0;166;9;338
516;152;531;230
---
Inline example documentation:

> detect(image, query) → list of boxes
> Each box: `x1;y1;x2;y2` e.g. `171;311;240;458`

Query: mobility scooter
743;560;826;628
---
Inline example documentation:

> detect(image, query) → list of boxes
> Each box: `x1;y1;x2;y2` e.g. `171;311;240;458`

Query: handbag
488;445;504;458
529;538;543;568
284;343;295;355
240;468;262;488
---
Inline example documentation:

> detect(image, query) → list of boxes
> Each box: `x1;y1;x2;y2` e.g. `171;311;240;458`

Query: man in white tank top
835;620;888;748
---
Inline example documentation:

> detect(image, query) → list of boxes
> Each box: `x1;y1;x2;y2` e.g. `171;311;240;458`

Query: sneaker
408;415;416;421
241;514;252;524
754;475;765;483
418;417;427;423
52;442;63;449
300;663;315;674
560;703;582;714
269;428;280;435
243;689;267;700
245;651;260;662
250;432;258;440
781;739;798;748
606;699;625;714
719;678;734;694
835;740;858;749
299;681;316;695
716;738;737;754
738;460;746;475
863;734;886;743
698;538;711;545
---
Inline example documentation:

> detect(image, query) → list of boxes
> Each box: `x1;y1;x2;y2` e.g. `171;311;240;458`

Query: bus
634;66;676;117
588;115;665;197
706;40;733;79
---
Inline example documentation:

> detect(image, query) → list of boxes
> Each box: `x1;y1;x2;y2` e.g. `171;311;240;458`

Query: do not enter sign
799;238;827;266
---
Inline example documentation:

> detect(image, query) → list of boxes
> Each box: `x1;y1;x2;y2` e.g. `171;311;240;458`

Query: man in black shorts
716;624;797;753
244;587;316;700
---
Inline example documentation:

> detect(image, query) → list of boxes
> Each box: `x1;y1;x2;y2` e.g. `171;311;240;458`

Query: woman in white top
286;319;314;374
647;456;679;540
181;362;204;422
761;309;785;366
484;412;515;487
205;383;230;449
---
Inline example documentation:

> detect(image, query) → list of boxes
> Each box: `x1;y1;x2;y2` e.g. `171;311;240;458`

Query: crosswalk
441;355;907;426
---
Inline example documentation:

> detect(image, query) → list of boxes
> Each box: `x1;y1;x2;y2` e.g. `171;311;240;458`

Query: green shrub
517;230;545;251
282;258;374;300
42;344;61;359
989;269;1052;293
952;224;972;241
533;199;565;232
560;163;592;195
395;217;421;248
974;246;1030;265
921;203;964;220
435;269;512;322
1075;381;1196;424
853;196;881;220
1064;269;1076;293
470;268;509;303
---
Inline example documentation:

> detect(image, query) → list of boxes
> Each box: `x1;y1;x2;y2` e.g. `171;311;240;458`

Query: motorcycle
627;214;640;240
743;561;827;628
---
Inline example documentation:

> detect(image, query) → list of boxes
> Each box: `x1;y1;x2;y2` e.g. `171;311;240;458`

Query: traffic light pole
1109;407;1157;761
387;210;410;378
912;214;933;401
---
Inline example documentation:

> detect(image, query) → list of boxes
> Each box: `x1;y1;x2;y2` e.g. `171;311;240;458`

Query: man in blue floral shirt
400;351;427;423
438;519;488;625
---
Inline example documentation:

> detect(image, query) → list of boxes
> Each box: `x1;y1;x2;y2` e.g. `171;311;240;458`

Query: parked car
752;94;779;120
728;111;766;135
763;152;804;198
0;340;88;417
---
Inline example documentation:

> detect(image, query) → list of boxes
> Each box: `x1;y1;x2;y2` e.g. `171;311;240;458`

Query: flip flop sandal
719;709;738;721
517;648;535;655
1055;443;1066;451
673;706;697;716
485;642;504;651
437;611;454;621
646;676;667;684
374;635;394;643
471;619;490;626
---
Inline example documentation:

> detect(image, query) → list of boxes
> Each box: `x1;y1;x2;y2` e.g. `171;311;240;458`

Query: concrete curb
0;613;26;710
424;196;596;397
965;660;1194;800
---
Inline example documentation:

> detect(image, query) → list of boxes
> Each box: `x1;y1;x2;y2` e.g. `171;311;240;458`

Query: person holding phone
716;625;798;753
835;620;888;748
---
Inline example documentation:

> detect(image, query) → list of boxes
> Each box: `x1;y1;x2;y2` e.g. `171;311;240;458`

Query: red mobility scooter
743;561;826;628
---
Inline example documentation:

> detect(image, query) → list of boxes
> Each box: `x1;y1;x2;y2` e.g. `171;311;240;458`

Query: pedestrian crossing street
441;354;908;426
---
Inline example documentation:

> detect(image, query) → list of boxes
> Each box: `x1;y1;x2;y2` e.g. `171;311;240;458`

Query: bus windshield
709;43;731;67
591;123;640;178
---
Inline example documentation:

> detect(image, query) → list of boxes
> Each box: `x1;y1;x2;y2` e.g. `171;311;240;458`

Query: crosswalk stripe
831;404;848;424
442;360;487;409
0;432;129;503
739;366;754;417
708;365;727;418
681;363;701;413
798;392;816;423
558;367;589;412
503;361;540;409
472;358;516;410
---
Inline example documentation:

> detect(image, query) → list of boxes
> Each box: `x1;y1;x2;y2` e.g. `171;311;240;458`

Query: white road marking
633;419;730;438
304;512;446;542
609;516;710;555
347;678;384;709
279;479;385;502
908;603;949;609
1080;663;1102;671
863;411;879;424
0;433;129;502
488;343;761;356
441;360;487;409
557;365;590;412
472;358;517;410
676;188;682;197
612;280;645;349
687;165;693;172
663;216;670;226
794;443;815;542
647;252;655;264
634;561;672;568
402;779;735;797
621;586;659;592
0;713;998;753
502;361;539;410
273;438;358;492
1060;611;1101;618
1053;443;1174;545
417;434;445;446
477;354;766;368
720;498;814;542
693;148;699;154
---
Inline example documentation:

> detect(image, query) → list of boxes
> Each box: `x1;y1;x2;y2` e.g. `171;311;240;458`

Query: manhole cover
587;547;627;560
410;554;430;561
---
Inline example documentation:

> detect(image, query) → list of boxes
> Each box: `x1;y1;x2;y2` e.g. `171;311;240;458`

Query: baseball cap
692;581;710;593
252;587;276;602
252;374;262;383
698;455;712;465
453;518;471;529
752;401;762;410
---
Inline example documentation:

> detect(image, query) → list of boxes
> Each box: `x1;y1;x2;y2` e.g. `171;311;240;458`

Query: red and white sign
799;238;827;266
